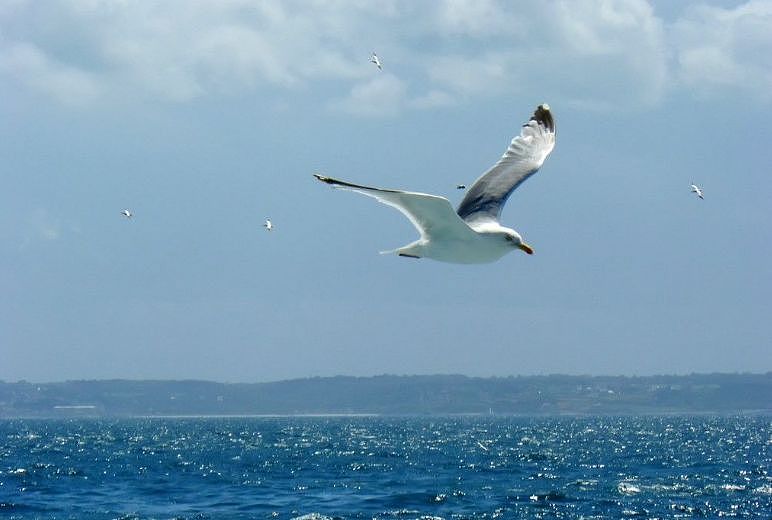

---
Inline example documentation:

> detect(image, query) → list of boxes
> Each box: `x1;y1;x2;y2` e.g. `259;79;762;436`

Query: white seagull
263;218;273;231
369;52;382;71
690;184;704;199
314;104;555;264
121;209;132;218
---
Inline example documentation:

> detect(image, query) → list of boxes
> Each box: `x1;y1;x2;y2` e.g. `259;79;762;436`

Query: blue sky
2;0;771;382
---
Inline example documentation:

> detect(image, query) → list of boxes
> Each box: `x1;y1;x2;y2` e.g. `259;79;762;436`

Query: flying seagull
690;184;704;199
314;104;555;264
263;218;273;231
369;52;382;71
121;209;132;218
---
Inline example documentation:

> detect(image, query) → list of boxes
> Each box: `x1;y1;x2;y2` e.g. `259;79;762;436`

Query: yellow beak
518;243;534;255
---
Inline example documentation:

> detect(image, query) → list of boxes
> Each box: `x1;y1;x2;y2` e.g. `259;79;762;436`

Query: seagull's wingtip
531;104;554;133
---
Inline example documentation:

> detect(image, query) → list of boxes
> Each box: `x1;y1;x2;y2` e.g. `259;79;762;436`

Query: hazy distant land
1;374;769;418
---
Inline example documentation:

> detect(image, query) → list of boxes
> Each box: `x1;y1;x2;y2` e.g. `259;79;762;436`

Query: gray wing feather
456;104;555;223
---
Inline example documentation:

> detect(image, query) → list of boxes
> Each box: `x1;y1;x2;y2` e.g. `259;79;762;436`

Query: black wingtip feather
313;173;335;184
530;103;554;133
313;173;401;193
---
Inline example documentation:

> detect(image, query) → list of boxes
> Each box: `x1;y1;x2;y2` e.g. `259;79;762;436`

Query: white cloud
1;0;375;103
0;42;101;106
551;0;668;107
94;4;302;101
434;0;526;37
425;1;668;109
409;89;456;110
331;74;408;117
428;53;509;96
673;0;772;100
0;0;769;115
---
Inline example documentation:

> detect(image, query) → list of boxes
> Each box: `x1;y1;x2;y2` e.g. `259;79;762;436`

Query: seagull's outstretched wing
456;104;555;224
314;174;477;240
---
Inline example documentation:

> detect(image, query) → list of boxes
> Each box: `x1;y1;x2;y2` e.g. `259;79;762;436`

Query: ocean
0;416;769;519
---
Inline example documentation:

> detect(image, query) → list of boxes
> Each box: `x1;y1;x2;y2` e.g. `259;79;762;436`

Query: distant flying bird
456;184;466;190
314;104;555;264
121;209;132;218
369;52;382;70
690;184;704;199
263;218;273;231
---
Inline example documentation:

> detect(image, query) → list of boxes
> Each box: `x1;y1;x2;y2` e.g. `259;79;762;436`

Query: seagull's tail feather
380;248;420;259
379;245;407;256
380;239;422;259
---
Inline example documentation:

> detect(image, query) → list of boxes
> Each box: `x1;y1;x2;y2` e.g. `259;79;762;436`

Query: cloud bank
1;0;770;114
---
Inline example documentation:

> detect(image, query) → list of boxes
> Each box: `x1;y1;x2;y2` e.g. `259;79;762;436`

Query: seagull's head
506;230;534;255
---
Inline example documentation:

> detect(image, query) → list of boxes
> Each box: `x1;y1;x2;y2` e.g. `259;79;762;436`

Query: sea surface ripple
1;415;770;519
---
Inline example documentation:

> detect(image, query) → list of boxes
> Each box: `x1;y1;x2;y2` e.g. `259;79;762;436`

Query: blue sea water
0;416;770;519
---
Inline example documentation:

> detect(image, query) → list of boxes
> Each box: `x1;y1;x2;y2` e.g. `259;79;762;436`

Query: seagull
369;52;382;71
314;104;555;264
263;218;273;231
121;209;132;218
690;184;704;199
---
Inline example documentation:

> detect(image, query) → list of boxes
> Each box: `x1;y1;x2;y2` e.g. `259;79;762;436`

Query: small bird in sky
369;52;382;71
690;184;704;199
121;209;132;218
263;218;273;231
456;184;466;190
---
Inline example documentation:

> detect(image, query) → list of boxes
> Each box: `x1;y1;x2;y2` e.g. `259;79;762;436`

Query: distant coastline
1;373;770;418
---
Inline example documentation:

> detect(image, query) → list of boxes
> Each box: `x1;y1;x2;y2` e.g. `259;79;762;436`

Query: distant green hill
1;373;769;417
